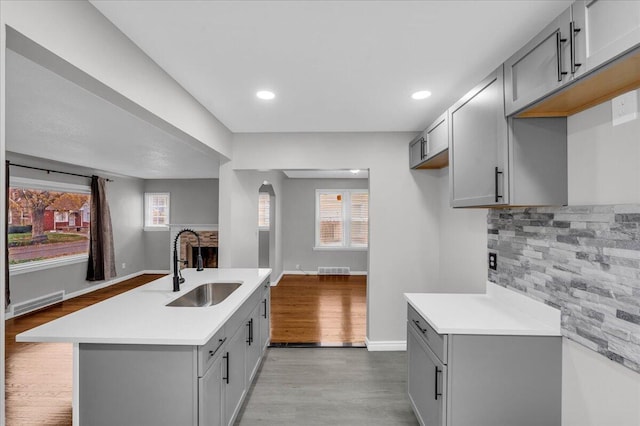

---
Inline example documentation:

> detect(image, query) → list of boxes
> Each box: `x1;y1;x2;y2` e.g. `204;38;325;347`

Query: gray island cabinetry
405;283;562;426
17;268;272;426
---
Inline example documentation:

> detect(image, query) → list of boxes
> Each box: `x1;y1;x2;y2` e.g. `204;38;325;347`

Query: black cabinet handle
556;31;568;82
412;319;427;335
223;352;229;384
209;337;227;358
246;320;252;345
263;299;268;319
250;318;254;344
435;366;442;400
494;167;503;203
570;21;582;74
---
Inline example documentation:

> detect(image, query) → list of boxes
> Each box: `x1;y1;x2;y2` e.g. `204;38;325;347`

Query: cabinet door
426;112;448;159
572;0;640;72
409;135;426;169
199;354;224;426
260;285;270;353
245;303;262;384
407;325;446;426
449;67;508;207
504;7;572;115
224;325;246;426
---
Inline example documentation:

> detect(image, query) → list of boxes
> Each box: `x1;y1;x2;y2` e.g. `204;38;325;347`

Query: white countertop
404;282;561;336
16;268;271;345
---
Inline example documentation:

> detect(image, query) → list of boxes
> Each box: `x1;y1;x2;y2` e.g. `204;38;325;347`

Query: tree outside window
8;178;91;267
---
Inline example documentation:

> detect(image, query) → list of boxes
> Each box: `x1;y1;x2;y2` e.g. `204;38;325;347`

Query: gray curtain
86;176;116;281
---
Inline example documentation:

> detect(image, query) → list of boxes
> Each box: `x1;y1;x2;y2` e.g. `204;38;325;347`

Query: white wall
568;91;640;205
281;177;369;273
562;93;640;426
222;132;441;345
435;168;488;293
218;165;285;283
0;0;232;160
143;179;219;271
6;153;146;307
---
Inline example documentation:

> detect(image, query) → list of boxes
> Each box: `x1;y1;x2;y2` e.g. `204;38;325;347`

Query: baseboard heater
317;267;351;275
12;290;65;317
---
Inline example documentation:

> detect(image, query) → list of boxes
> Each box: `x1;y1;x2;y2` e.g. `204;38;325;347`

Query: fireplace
178;230;218;270
189;246;218;268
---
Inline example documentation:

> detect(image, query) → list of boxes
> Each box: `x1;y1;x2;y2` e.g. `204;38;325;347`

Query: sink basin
167;282;242;307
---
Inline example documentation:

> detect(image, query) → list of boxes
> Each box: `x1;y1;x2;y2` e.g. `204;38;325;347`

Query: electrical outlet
295;264;300;269
121;263;126;270
612;90;638;126
488;253;497;271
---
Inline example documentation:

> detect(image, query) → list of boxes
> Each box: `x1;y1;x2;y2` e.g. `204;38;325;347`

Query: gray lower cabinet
199;351;224;426
224;321;248;426
78;278;270;426
246;303;262;384
449;65;567;208
259;282;270;353
408;325;446;426
406;305;562;426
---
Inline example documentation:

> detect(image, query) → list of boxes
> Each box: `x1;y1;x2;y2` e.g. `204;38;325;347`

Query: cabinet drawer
198;326;226;377
226;284;262;337
407;305;447;363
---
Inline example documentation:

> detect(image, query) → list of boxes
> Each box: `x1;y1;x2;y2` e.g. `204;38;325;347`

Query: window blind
318;192;344;246
350;192;368;246
258;193;270;228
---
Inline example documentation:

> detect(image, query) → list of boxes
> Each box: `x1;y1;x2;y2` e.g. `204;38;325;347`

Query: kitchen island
17;268;272;426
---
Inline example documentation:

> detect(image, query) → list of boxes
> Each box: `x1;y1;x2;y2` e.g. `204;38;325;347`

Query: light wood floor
270;274;366;345
4;274;165;426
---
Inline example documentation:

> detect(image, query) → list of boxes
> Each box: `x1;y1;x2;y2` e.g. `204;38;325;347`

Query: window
315;189;368;249
258;192;270;229
8;177;91;274
144;193;170;229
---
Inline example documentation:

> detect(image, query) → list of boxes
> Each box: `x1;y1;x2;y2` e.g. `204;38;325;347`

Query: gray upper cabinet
572;0;640;72
504;7;573;116
409;133;427;169
409;113;449;170
449;67;508;207
425;112;448;160
505;0;640;118
449;66;568;208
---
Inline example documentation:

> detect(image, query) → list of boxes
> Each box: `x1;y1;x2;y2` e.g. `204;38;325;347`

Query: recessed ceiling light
350;169;360;174
256;90;275;100
411;90;432;100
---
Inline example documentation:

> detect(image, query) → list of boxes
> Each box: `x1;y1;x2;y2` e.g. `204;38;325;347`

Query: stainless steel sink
167;282;242;307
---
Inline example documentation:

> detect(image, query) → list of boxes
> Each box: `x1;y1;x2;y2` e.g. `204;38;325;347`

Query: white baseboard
365;337;407;351
144;270;171;275
5;270;170;320
283;270;368;276
270;272;285;286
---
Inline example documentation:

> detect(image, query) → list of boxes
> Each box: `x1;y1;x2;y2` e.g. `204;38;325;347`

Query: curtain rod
7;162;113;182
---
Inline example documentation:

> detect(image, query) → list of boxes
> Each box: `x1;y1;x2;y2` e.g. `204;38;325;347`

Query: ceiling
6;48;221;179
283;169;368;179
91;0;572;133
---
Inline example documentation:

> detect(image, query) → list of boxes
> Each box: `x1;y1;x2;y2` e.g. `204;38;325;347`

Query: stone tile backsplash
488;205;640;373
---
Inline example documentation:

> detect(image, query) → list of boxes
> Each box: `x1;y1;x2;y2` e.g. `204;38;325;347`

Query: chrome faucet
173;228;204;292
